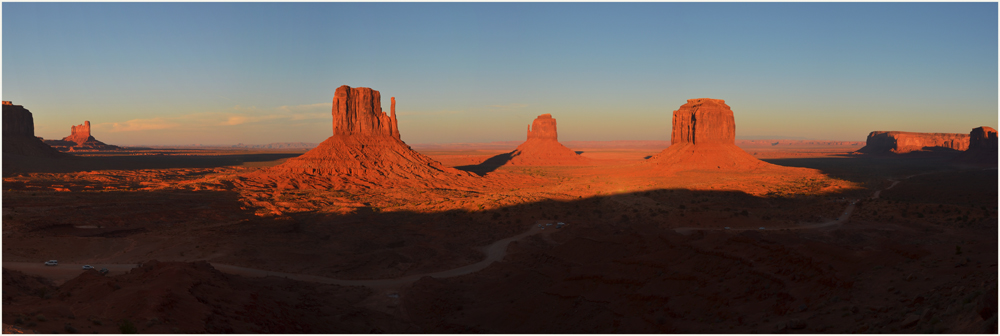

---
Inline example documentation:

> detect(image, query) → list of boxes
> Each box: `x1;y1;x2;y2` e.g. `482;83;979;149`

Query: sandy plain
2;142;996;333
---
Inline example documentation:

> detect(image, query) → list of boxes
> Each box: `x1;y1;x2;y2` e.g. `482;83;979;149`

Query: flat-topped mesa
2;101;66;158
671;98;735;145
968;126;997;152
527;114;558;141
956;126;998;166
2;101;35;137
331;85;399;139
63;121;93;145
858;131;969;154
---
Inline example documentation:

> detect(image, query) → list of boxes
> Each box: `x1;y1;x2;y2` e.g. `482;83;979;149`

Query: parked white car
82;265;94;270
44;260;58;266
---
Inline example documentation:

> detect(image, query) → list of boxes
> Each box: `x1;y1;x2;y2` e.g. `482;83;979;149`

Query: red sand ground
2;142;996;333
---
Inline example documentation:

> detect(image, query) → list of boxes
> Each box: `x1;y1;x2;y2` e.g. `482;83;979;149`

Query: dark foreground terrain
3;148;996;333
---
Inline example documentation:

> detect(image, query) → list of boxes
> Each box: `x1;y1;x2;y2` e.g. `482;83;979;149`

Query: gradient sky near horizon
3;2;997;146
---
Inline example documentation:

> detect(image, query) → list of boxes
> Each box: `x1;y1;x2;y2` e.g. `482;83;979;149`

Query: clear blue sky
4;2;997;145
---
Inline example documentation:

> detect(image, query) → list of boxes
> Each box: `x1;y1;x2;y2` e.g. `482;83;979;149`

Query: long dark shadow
454;151;514;176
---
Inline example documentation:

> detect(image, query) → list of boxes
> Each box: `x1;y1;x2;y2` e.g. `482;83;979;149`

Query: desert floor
2;143;996;333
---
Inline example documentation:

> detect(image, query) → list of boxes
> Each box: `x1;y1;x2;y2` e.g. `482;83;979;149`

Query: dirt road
674;172;925;234
4;225;547;290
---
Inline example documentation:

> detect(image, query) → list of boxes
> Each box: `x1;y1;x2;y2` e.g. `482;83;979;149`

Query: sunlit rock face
646;98;768;171
858;131;969;154
244;85;476;191
45;121;121;150
331;85;399;138
670;98;735;146
505;114;589;166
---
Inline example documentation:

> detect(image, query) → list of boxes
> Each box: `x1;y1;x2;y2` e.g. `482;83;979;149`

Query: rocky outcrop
44;120;121;150
3;101;35;137
671;98;736;145
956;126;997;166
64;121;92;145
244;85;476;191
857;131;969;154
486;114;590;166
645;98;768;171
968;126;997;152
2;102;66;158
332;86;398;138
526;114;558;141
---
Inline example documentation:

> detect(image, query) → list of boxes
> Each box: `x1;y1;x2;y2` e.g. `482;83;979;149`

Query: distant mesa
2;101;66;158
856;131;968;154
968;126;997;152
44;120;121;151
644;98;768;171
484;114;590;167
956;126;998;166
244;85;476;190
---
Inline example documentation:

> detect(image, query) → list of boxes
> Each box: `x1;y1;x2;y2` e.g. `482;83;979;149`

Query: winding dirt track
3;225;546;290
9;169;977;288
673;172;926;235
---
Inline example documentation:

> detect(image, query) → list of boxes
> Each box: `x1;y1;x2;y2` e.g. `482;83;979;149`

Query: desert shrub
35;314;47;322
64;324;77;333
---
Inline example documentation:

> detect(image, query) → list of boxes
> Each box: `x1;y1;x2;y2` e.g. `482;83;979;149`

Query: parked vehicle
82;265;94;270
759;227;765;230
44;260;58;266
99;268;109;275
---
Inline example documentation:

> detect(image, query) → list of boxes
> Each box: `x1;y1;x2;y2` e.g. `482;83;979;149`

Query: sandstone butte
44;120;121;150
503;114;590;166
856;131;969;154
2;101;66;157
645;98;769;171
245;85;476;190
956;126;998;166
968;126;997;152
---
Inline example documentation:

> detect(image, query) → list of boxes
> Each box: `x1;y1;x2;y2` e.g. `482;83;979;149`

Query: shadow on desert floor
762;152;970;187
3;152;303;175
454;151;513;176
4;164;996;333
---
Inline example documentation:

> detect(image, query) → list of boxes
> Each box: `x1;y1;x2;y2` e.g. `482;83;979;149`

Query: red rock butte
645;98;768;171
244;85;475;190
44;120;121;150
857;131;969;154
968;126;997;152
503;114;589;166
956;126;998;166
2;101;65;157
